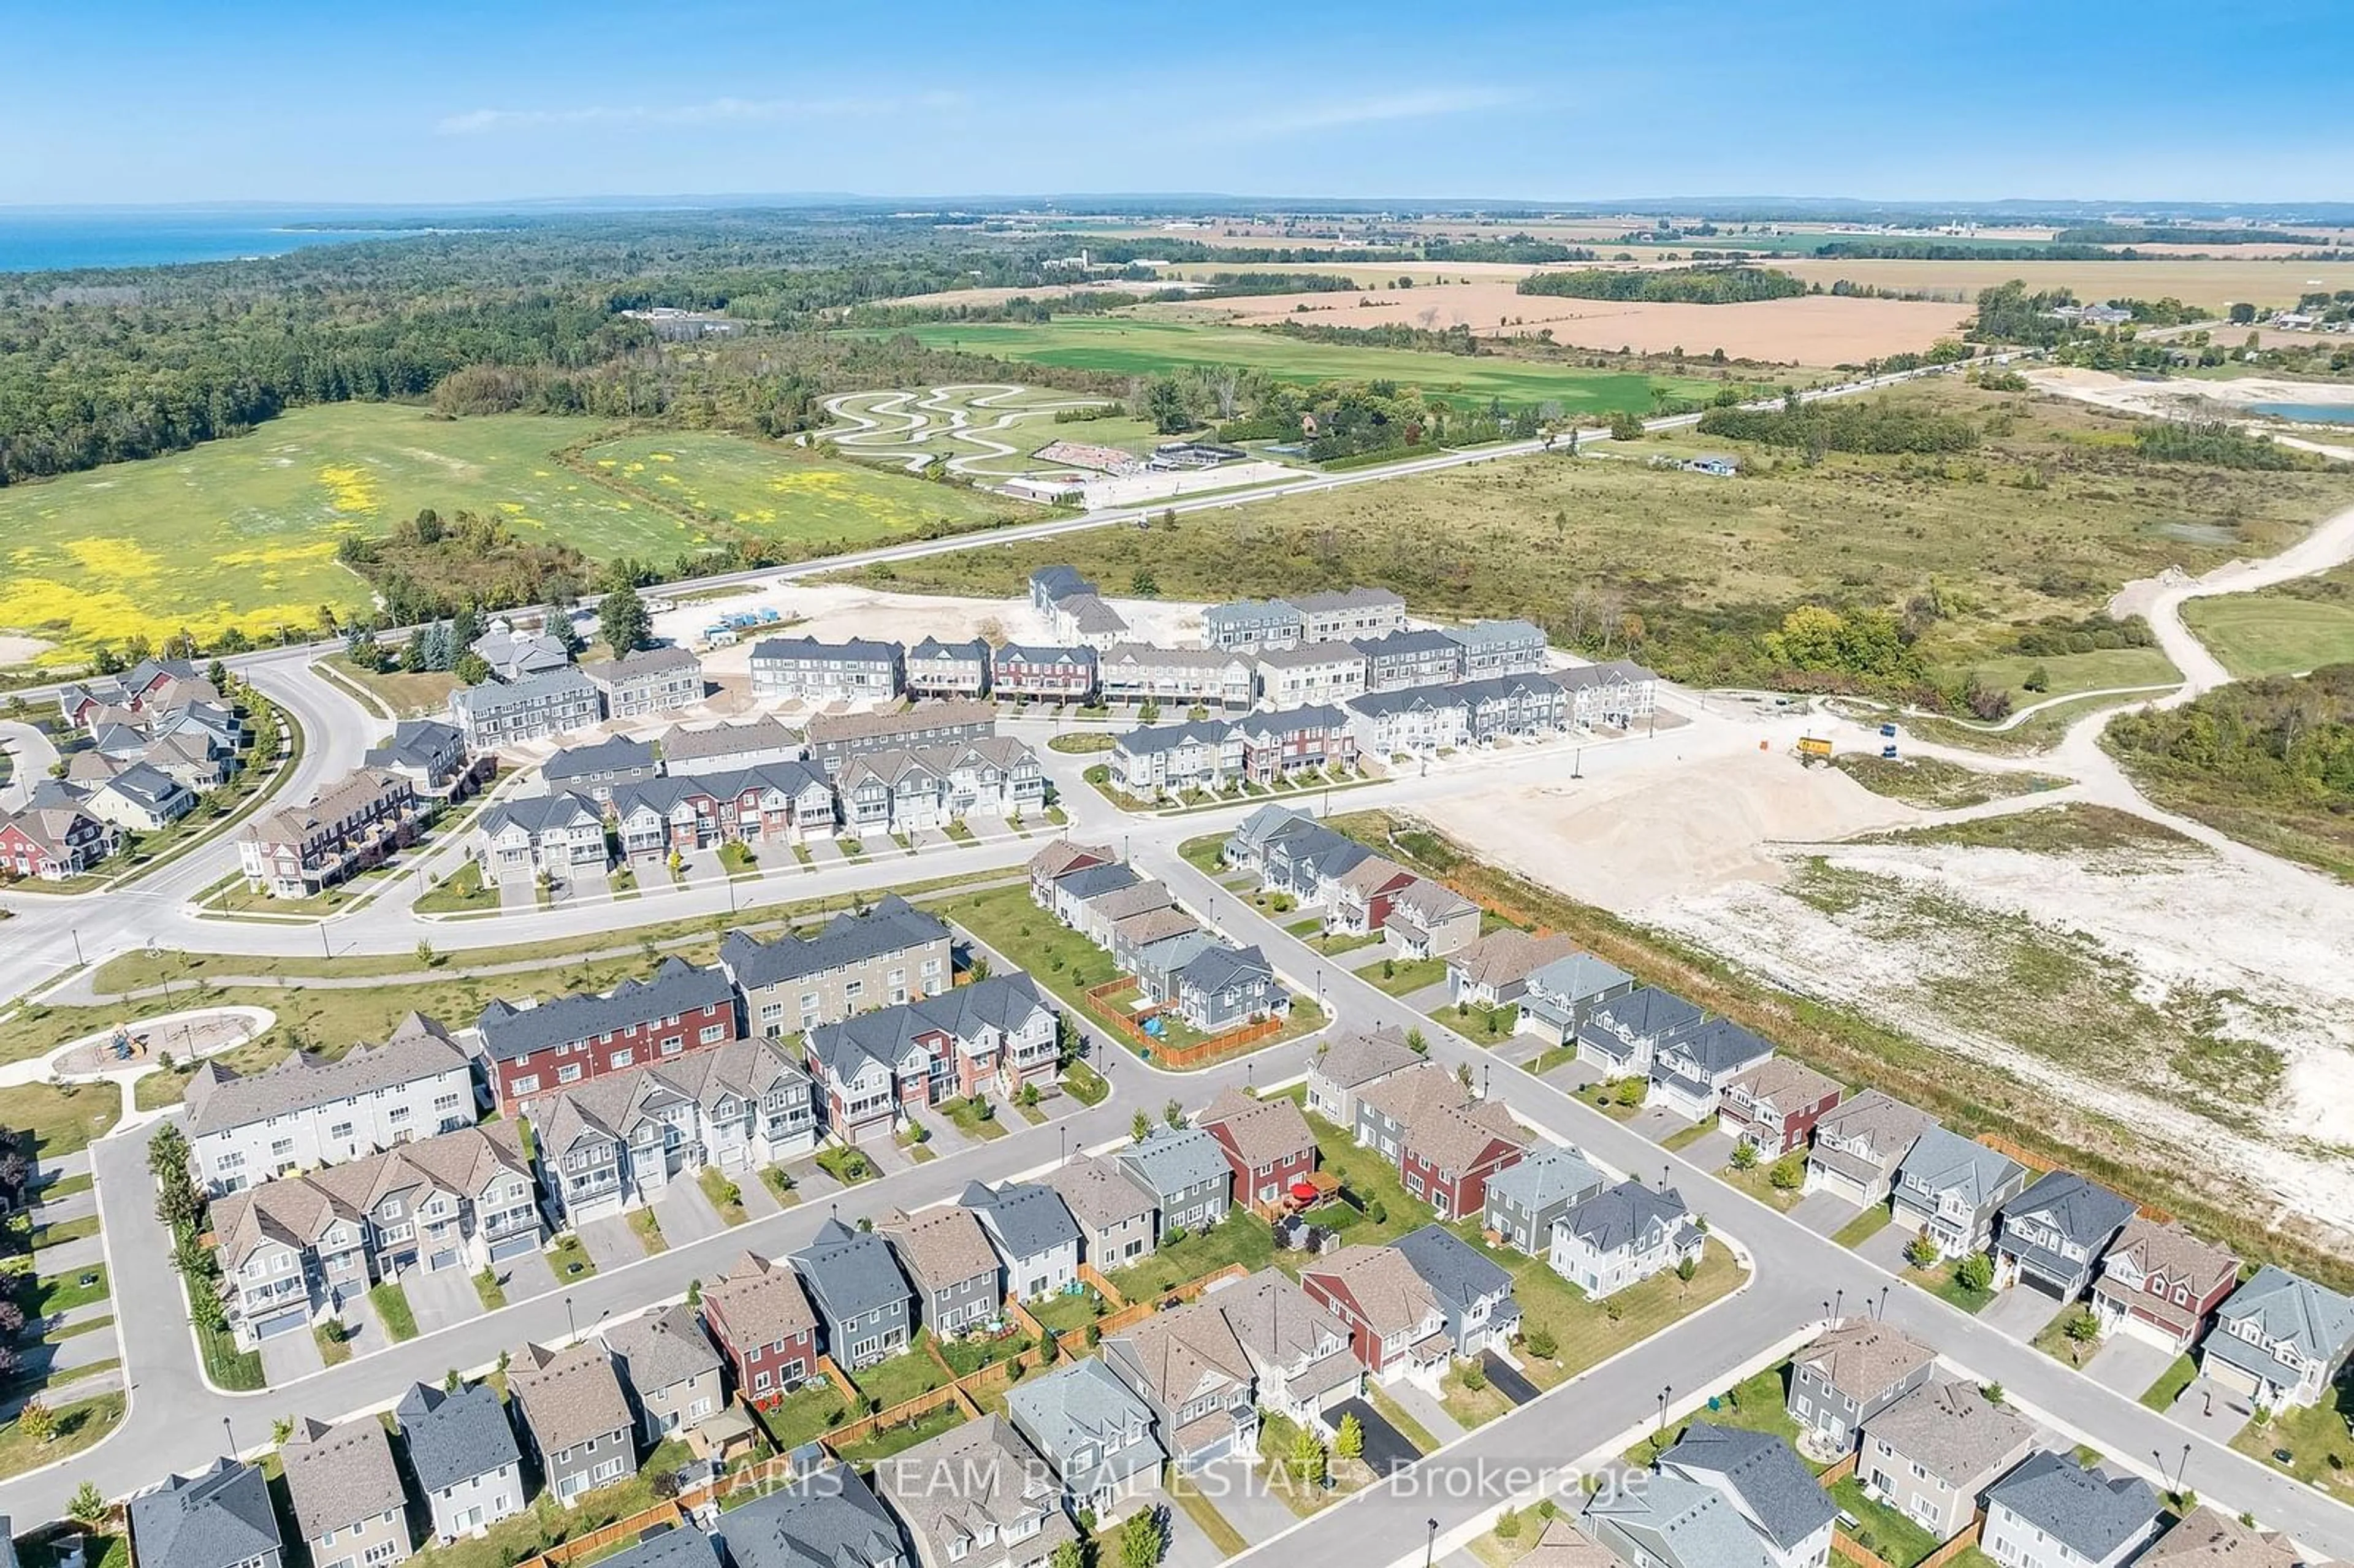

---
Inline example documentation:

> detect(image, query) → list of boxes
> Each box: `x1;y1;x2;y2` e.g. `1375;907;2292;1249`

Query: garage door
253;1307;308;1339
2022;1269;2069;1301
429;1248;459;1271
489;1231;539;1263
2205;1358;2264;1402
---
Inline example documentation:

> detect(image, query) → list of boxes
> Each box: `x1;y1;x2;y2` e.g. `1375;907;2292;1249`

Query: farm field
1160;286;1973;366
861;317;1736;410
583;430;1038;544
2180;563;2354;677
839;380;2354;688
0;404;1038;655
1772;254;2354;311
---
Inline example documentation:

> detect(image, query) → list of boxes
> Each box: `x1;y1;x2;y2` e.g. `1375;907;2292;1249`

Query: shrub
1730;1141;1759;1171
1956;1252;1995;1293
1904;1234;1941;1269
1521;1324;1556;1359
1767;1154;1805;1191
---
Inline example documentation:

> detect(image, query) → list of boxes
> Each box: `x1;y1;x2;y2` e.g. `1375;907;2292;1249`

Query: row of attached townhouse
237;766;427;897
1344;671;1577;756
210;1122;543;1345
805;698;999;774
449;666;605;749
363;718;490;802
1095;642;1255;710
837;737;1045;834
1111;707;1358;796
1027;839;1293;1034
1222;805;1481;957
1200;588;1408;649
582;645;706;717
801;973;1062;1146
1030;566;1133;649
478;956;742;1109
185;1013;479;1195
523;1035;818;1225
748;635;906;702
723;893;954;1036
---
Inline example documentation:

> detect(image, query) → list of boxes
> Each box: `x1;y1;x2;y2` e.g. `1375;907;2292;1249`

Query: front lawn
547;1233;598;1281
1718;1155;1809;1211
940;1097;1008;1141
761;1167;804;1206
473;1269;506;1311
417;861;498;913
2139;1353;2197;1412
1177;834;1229;875
628;1208;668;1254
0;1084;122;1160
1903;1259;1993;1314
2233;1385;2354;1491
1439;1001;1520;1043
1104;1211;1278;1303
369;1281;419;1341
1439;1361;1517;1429
1834;1205;1894;1249
0;1390;124;1480
1552;1241;1743;1387
1364;955;1448;997
814;1144;876;1186
1062;1062;1110;1105
698;1168;750;1225
2030;1309;2103;1369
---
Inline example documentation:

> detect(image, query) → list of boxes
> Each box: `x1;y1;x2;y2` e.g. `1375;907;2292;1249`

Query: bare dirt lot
1773;255;2354;310
1159;286;1971;365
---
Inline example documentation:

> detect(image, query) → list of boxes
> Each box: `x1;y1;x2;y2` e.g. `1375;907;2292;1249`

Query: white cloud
436;92;960;135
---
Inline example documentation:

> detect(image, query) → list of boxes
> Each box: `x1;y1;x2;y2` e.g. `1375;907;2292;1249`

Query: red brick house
2089;1217;2241;1353
700;1250;822;1405
476;957;741;1109
1300;1244;1450;1389
992;644;1098;704
1717;1058;1845;1157
1401;1098;1529;1222
1198;1088;1319;1209
1234;706;1357;784
0;799;115;880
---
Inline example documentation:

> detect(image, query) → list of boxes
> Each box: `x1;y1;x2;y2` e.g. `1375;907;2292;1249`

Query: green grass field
582;430;1031;545
0;403;1041;655
2181;567;2354;677
865;318;1732;411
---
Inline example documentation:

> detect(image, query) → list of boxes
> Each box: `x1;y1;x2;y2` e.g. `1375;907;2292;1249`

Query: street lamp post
319;921;332;961
1834;1288;1844;1322
565;1295;576;1342
1657;1385;1672;1439
1877;1285;1890;1320
1423;1519;1438;1568
222;1415;235;1457
70;927;86;967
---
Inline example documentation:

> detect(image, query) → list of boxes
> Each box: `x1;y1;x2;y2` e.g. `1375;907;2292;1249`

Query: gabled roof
1524;952;1636;1005
508;1341;632;1452
601;1302;723;1395
211;1121;530;1272
1212;1269;1351;1369
1292;587;1404;614
1484;1144;1607;1214
1999;1170;2136;1248
1392;1223;1514;1307
1303;1245;1438;1337
395;1381;522;1494
1175;942;1273;996
2140;1505;2301;1568
449;665;596;717
1580;985;1705;1045
1407;1097;1529;1175
2215;1265;2354;1364
1862;1379;2033;1490
1722;1057;1840;1116
127;1458;281;1568
476;957;734;1062
1449;930;1580;989
1027;837;1114;881
580;644;701;683
1558;1180;1692;1254
1984;1450;2161;1561
791;1218;912;1322
1118;1125;1230;1197
544;734;658;780
1655;1018;1773;1078
1347;685;1469;721
1661;1421;1835;1552
1520;1518;1617;1568
1198;1089;1316;1170
806;699;996;747
1794;1319;1935;1404
701;1252;819;1347
659;716;801;763
883;1204;1001;1292
722;1460;904;1568
184;1013;467;1135
802;974;1049;1090
1443;618;1547;650
1005;1357;1158;1464
1811;1089;1937;1163
521;1038;807;1169
718;894;950;994
593;1524;722;1568
1312;1026;1421;1090
1388;877;1478;927
1357;1060;1472;1128
1111;905;1198;953
870;1417;1073;1564
1233;704;1349;742
994;642;1094;666
750;634;902;664
1254;640;1357;670
1105;1298;1252;1404
1898;1127;2025;1207
906;636;989;664
1352;627;1459;659
2096;1217;2239;1304
963;1179;1081;1260
1045;1153;1158;1233
1053;861;1140;903
1115;718;1236;758
479;790;604;838
281;1415;406;1542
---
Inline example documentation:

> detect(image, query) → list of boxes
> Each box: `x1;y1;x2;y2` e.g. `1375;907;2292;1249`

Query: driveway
1400;983;1453;1013
1539;1057;1602;1094
407;1263;484;1336
1856;1225;1919;1273
655;1177;729;1248
260;1323;325;1384
2169;1376;2254;1444
1480;1351;1540;1407
2083;1333;2179;1402
1195;1456;1297;1543
579;1214;646;1272
1330;1396;1422;1477
499;1247;559;1303
1150;1490;1227;1568
1981;1285;2071;1342
1788;1190;1863;1238
1626;1105;1693;1144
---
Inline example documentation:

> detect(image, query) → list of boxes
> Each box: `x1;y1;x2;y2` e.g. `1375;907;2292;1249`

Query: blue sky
9;0;2350;207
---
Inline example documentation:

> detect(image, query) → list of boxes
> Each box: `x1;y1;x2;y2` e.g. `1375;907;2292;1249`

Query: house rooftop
1794;1318;1937;1405
1862;1379;2033;1490
600;1302;723;1393
394;1382;522;1496
507;1341;632;1453
1985;1450;2162;1562
1660;1421;1835;1552
1312;1026;1421;1089
281;1415;406;1543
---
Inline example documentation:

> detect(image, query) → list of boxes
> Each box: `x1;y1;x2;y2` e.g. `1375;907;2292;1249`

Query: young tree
1119;1507;1167;1568
1333;1411;1363;1463
15;1399;55;1445
1495;1506;1523;1541
601;582;652;655
1163;1098;1185;1129
1051;1542;1087;1568
1729;1141;1759;1171
453;651;493;687
1903;1233;1941;1270
1956;1252;1995;1293
68;1480;109;1527
1287;1421;1327;1486
1132;1111;1152;1144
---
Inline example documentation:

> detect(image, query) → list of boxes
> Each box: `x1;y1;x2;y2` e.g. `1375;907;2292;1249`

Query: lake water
0;210;428;273
2247;401;2354;427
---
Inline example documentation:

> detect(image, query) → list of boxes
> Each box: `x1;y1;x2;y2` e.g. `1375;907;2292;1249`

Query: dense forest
1696;396;1981;453
1516;265;1809;303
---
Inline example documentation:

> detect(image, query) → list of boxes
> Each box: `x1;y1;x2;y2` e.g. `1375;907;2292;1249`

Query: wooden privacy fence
522;1503;685;1568
1829;1501;1982;1568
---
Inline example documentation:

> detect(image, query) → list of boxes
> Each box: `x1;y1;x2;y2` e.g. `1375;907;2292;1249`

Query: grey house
1648;1018;1775;1122
1393;1222;1522;1357
1891;1128;2028;1262
747;636;904;702
1992;1171;2135;1299
507;1340;637;1506
543;736;661;802
602;1303;726;1444
904;637;992;699
1354;628;1461;691
2201;1264;2354;1410
963;1179;1082;1301
1574;985;1705;1078
791;1216;913;1369
1857;1380;2035;1543
582;645;704;718
1659;1423;1836;1568
1306;1025;1420;1127
1981;1451;2161;1568
868;1415;1078;1568
723;1460;908;1568
1482;1144;1607;1255
591;1524;722;1568
1805;1091;1938;1208
1045;1154;1158;1271
1512;953;1637;1048
1582;1471;1773;1568
281;1415;413;1568
1117;1126;1233;1236
883;1204;1004;1336
448;667;603;749
395;1382;525;1542
1173;942;1286;1032
1443;618;1549;679
1006;1356;1167;1520
1786;1319;1937;1455
128;1458;284;1568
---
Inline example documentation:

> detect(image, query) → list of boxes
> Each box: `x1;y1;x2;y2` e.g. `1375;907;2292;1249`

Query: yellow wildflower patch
318;463;381;514
64;538;162;580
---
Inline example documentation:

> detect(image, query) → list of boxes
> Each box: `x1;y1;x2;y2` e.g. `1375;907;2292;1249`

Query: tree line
1516;266;1809;304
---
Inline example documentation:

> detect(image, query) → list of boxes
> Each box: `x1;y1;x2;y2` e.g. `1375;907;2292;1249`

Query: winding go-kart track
815;382;1117;475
